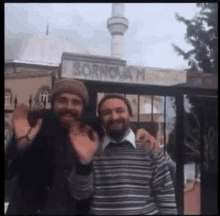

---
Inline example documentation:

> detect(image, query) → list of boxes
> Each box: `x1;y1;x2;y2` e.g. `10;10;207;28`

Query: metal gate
83;79;218;215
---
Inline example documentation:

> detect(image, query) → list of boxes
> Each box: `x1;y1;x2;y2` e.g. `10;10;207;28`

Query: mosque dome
19;32;90;64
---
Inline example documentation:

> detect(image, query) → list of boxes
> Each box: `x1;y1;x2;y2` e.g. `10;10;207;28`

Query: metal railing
5;95;48;113
84;79;218;215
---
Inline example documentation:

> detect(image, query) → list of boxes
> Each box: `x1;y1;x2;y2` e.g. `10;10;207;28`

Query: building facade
4;60;59;148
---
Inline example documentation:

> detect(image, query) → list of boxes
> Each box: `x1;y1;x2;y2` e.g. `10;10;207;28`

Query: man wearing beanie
5;79;98;215
69;94;177;215
5;79;155;215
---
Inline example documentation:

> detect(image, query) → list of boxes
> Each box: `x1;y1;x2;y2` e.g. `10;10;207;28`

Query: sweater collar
102;128;136;151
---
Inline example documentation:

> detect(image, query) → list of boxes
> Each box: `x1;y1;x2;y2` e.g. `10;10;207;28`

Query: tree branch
192;112;201;128
186;131;200;145
184;140;200;155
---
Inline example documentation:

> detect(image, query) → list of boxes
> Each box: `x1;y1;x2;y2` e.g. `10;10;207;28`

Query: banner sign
62;60;186;85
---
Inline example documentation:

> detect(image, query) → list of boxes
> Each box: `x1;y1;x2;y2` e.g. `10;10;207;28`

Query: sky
5;3;195;133
5;3;201;69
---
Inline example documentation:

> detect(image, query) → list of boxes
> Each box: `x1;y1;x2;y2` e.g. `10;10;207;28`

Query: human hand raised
136;128;159;151
12;103;43;149
68;121;99;164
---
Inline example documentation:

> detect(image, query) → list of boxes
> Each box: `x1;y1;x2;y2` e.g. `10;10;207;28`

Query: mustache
58;110;81;119
106;119;125;127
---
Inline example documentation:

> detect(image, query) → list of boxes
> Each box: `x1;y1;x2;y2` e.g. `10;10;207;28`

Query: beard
57;110;81;129
105;118;129;142
108;129;128;141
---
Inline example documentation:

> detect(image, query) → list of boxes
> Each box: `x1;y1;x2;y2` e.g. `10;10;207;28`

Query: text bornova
63;60;146;83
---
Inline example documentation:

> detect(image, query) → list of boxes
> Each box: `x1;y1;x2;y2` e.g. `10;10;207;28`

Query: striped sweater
68;140;177;215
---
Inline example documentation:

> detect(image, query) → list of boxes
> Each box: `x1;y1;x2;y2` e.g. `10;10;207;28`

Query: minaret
107;3;129;59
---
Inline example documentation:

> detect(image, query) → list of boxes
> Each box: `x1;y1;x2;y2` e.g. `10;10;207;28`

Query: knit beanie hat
98;94;132;118
50;79;89;108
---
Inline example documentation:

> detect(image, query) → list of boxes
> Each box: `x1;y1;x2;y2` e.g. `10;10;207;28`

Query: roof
62;52;126;66
173;82;218;91
5;59;59;67
18;33;90;64
5;71;52;80
127;64;185;74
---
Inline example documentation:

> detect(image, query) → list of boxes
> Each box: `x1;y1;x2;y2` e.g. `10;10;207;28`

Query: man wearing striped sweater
68;94;177;215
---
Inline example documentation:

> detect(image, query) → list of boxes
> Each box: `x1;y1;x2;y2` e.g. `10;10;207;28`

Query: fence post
43;97;47;110
137;94;140;122
195;163;199;179
175;94;184;215
29;95;32;110
85;83;97;116
151;95;154;122
164;96;166;155
51;71;56;89
199;98;205;214
14;95;18;109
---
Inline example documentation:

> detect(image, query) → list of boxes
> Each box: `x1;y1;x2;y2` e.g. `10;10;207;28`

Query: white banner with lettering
62;60;186;86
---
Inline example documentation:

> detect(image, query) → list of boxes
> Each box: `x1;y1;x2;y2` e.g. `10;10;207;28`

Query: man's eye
58;98;66;103
102;110;111;116
72;99;82;105
116;109;124;113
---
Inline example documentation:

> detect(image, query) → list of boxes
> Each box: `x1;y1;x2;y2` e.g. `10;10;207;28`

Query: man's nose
111;111;119;120
66;101;74;110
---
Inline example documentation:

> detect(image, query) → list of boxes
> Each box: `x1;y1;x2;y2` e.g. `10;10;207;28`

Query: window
5;90;12;105
39;90;49;105
5;67;14;75
37;85;51;107
126;94;138;122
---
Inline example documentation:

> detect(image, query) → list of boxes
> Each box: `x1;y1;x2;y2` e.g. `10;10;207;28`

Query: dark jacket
5;110;91;215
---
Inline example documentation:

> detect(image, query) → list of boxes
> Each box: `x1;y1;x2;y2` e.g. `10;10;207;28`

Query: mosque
4;3;217;148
